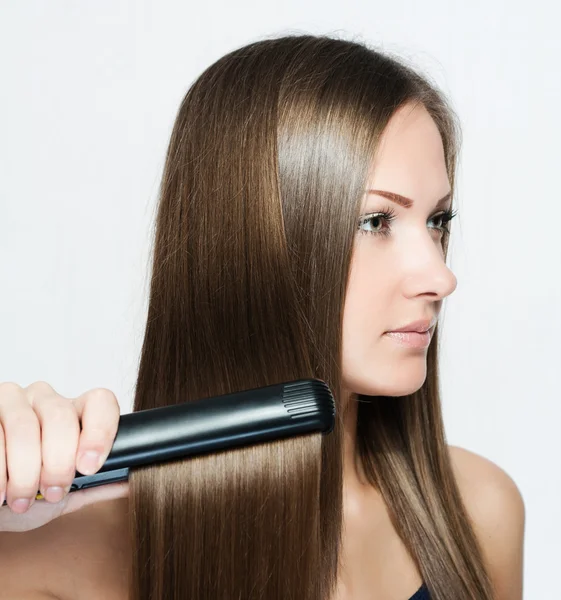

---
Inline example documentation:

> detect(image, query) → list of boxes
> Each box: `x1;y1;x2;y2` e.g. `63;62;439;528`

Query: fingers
0;382;122;517
0;381;124;532
72;388;121;476
31;389;80;504
0;382;42;512
0;421;5;506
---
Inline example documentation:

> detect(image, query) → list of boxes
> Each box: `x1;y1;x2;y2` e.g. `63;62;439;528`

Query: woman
0;34;524;599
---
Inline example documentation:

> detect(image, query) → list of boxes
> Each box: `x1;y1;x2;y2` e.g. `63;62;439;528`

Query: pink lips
388;319;435;334
384;329;433;349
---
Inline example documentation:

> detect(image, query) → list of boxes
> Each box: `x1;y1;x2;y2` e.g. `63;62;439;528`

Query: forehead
369;103;449;189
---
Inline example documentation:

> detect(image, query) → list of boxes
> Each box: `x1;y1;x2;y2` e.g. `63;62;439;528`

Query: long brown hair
127;33;495;600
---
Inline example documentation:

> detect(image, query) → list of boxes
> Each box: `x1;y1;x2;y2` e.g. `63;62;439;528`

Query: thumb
0;482;129;534
63;481;130;514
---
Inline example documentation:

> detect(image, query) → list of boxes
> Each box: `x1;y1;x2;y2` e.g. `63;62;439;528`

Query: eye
429;209;458;234
356;206;458;239
356;208;396;238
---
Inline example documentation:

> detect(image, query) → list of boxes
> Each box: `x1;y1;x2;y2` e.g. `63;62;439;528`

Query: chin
345;359;428;397
369;379;426;397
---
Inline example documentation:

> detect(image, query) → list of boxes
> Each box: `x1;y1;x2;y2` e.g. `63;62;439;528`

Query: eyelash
357;205;458;239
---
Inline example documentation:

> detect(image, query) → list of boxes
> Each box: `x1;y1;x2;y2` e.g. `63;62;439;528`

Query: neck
340;387;369;489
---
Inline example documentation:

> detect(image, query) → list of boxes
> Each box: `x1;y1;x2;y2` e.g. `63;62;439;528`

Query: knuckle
8;485;38;501
39;404;79;476
43;398;74;425
41;458;76;485
0;383;24;408
0;382;23;396
81;389;120;438
84;425;115;447
5;410;39;437
7;474;37;491
25;381;56;403
26;380;55;394
7;466;41;496
0;434;5;483
42;452;78;479
46;461;78;484
87;387;118;406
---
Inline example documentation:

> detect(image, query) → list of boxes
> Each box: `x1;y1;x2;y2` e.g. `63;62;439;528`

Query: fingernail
78;450;101;475
45;486;65;503
12;498;30;513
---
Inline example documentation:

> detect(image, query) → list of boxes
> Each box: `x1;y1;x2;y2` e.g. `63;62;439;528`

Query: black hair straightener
1;378;335;506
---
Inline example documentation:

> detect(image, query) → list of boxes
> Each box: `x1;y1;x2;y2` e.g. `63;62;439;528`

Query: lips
384;330;432;349
386;319;436;334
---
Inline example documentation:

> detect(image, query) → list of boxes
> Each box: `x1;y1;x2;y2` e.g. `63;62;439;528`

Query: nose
401;244;458;301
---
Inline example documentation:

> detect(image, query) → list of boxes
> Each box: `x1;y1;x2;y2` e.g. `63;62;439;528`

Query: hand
0;381;129;533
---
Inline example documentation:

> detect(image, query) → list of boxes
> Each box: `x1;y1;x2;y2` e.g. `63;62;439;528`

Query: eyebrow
366;189;452;210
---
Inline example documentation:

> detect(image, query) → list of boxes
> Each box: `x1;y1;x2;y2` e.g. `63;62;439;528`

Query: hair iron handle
2;378;335;506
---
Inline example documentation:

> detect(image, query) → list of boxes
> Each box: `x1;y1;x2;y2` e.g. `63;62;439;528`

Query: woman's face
342;102;458;397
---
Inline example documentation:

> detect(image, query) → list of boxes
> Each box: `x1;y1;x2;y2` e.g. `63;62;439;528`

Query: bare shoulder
448;444;526;599
0;497;130;600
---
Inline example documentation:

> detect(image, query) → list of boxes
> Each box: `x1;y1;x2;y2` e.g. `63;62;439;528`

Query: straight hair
127;33;495;600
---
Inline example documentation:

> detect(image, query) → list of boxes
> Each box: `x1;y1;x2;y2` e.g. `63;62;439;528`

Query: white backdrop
1;1;559;598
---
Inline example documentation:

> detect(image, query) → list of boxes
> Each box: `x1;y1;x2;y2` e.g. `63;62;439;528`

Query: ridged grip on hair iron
2;378;335;506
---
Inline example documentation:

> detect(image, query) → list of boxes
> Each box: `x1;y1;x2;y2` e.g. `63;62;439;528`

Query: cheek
342;275;383;363
344;253;384;336
342;251;397;394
